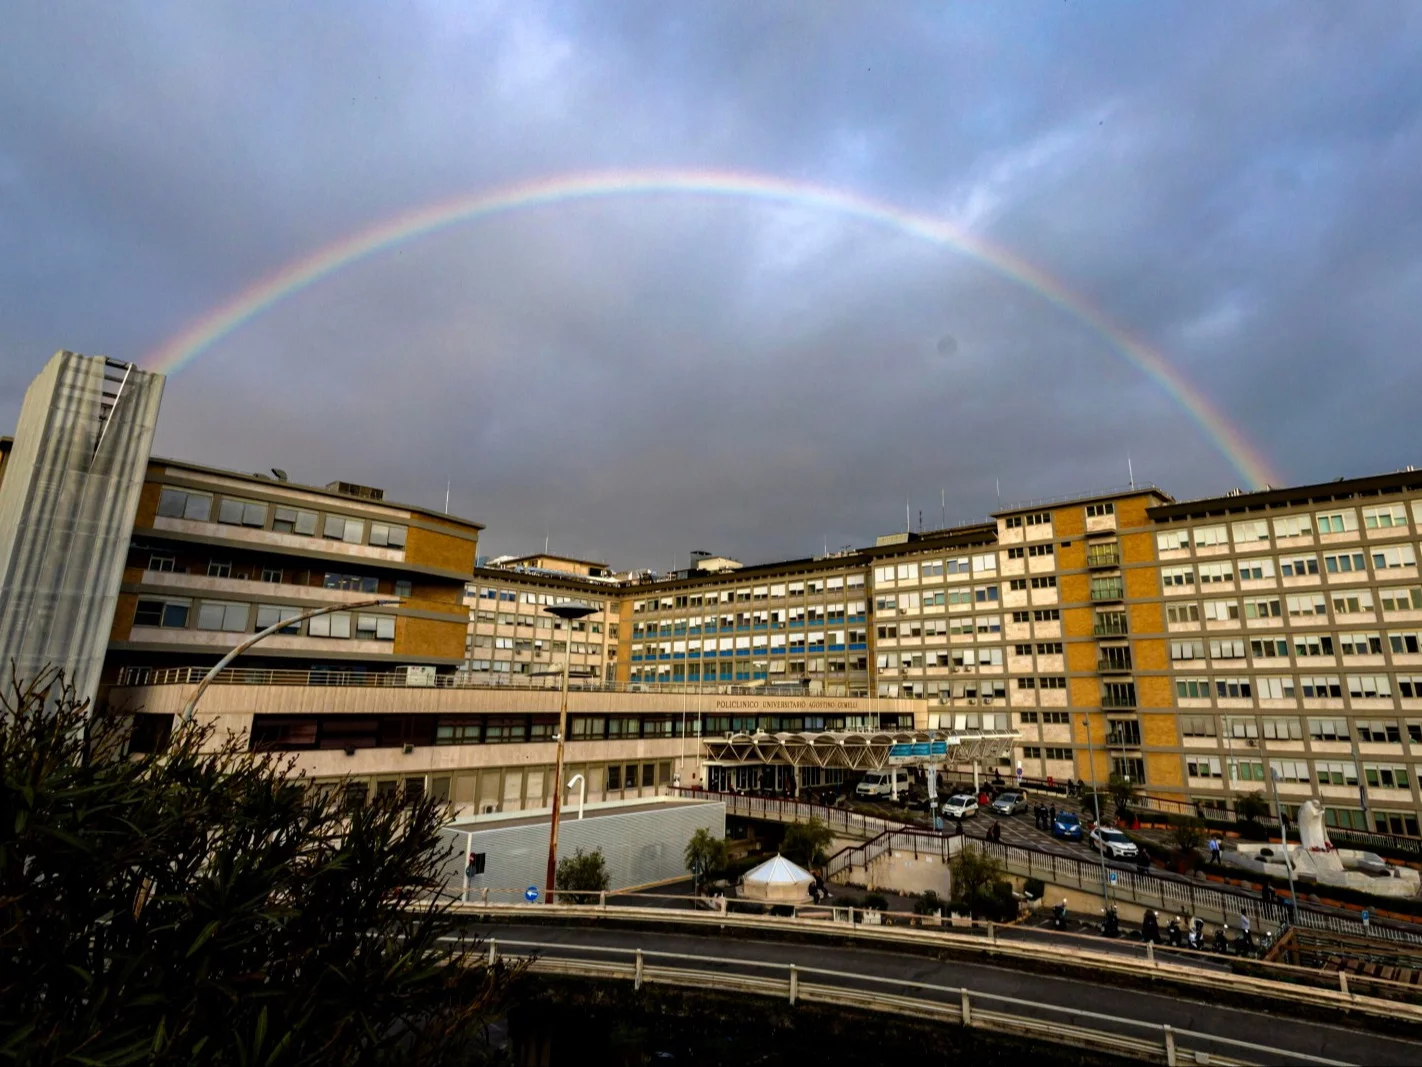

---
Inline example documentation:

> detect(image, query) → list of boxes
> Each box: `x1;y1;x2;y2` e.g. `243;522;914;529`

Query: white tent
739;854;815;904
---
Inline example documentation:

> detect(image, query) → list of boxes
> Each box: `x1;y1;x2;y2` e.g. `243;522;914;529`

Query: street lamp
543;600;598;902
1269;766;1301;928
1081;714;1112;908
182;597;399;723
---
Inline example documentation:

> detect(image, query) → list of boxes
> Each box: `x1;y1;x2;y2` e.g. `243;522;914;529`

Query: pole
545;632;573;900
1269;767;1300;927
1348;732;1370;826
181;596;397;723
1083;715;1111;907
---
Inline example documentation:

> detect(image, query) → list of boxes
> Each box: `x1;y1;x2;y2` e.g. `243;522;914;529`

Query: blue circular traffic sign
524;885;540;903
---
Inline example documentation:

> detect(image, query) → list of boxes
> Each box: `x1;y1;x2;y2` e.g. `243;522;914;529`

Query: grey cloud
3;2;1421;570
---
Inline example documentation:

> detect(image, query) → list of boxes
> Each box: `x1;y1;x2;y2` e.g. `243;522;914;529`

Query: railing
1090;583;1126;602
113;665;896;700
1097;657;1133;673
825;827;962;881
1093;616;1130;636
999;483;1163;513
1086;550;1122;569
477;937;1361;1064
697;789;1422;947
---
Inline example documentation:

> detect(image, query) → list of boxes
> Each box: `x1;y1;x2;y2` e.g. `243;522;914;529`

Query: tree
1172;816;1207;853
1107;773;1137;822
780;818;834;868
556;847;611;897
949;846;1016;921
684;828;730;889
1236;791;1270;825
0;669;523;1066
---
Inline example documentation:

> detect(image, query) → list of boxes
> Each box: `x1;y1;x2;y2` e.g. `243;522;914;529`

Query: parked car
941;794;979;820
1089;826;1139;859
990;791;1027;815
1052;811;1084;841
856;768;910;799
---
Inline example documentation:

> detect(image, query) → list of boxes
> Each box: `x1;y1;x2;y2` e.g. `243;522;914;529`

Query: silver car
990;791;1027;815
1089;826;1140;859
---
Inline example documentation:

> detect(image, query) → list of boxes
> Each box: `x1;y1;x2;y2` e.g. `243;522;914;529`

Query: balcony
1086;546;1121;569
1096;651;1133;673
1101;687;1137;710
1090;580;1125;602
1105;731;1142;748
1092;614;1129;637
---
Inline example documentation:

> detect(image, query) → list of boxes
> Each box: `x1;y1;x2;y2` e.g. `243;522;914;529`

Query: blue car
1053;811;1084;841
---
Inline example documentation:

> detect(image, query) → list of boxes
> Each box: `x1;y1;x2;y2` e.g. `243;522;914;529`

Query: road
467;919;1422;1066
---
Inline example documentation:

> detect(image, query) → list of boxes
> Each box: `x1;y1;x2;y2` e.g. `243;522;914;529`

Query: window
1030;576;1056;589
1273;515;1313;538
1315;761;1358;786
1250;637;1289;658
1315;510;1358;534
261;567;283;583
1203;599;1239;622
1044;747;1072;761
1039;676;1066;689
1339;632;1382;655
147;553;175;573
323;515;365;543
255;604;301;634
1008;579;1027;591
1004;516;1023;529
1208;638;1245;660
973;585;999;603
272;506;319;535
309;612;353;639
1194;525;1228;547
1301;677;1343;700
1286;594;1327;616
1373;545;1416;570
1035;641;1063;654
1244;597;1281;619
1025;512;1050;526
394;580;412;599
1332;591;1375;614
1271;759;1310;782
1355;720;1401;743
1027;544;1053;558
206;560;231;579
1294;634;1334;657
1239;554;1274;580
1324;551;1367;574
369;522;408;548
1033;609;1060;621
1376;588;1422;614
1176;678;1210;699
1188;756;1222;779
1262;716;1302;739
1279;555;1319;577
1181;715;1216;736
1166;603;1200;624
134;597;191;628
1256;677;1293;700
217;497;268;527
1162;566;1194;588
1198;562;1234;584
356;614;397;641
1086;503;1114;517
156;487;212;521
1346;675;1393;699
196;600;249;632
1214;677;1253;699
1365;765;1410;789
1363;503;1407;529
1156;530;1190;552
1308;716;1350;741
324;573;379;593
1171;640;1205;661
1007;547;1025;560
1232;519;1270;544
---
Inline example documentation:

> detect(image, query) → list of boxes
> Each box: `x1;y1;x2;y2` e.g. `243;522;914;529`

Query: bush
1;668;522;1065
684;828;730;887
864;892;889;912
1023;877;1046;900
1171;817;1207;853
1108;774;1137;821
913;890;945;916
1236;791;1270;825
557;847;611;895
949;847;1016;921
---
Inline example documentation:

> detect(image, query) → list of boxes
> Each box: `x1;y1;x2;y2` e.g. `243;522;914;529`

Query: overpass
450;901;1422;1066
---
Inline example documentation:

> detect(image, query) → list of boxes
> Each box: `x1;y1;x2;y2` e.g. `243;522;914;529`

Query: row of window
1160;548;1420;588
1173;634;1422;665
472;611;605;633
1157;504;1421;554
1020;746;1075;760
134;597;396;640
632;576;867;611
1167;591;1422;625
1175;674;1422;701
1180;715;1422;744
1185;755;1416;791
157;487;409;549
472;587;608;612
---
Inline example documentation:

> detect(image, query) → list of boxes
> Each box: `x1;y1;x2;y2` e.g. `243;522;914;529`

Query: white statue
1293;799;1344;872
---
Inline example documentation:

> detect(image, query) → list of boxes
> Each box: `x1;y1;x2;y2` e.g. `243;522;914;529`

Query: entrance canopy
701;729;1016;771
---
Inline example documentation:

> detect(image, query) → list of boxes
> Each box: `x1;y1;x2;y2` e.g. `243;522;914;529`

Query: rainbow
143;167;1277;488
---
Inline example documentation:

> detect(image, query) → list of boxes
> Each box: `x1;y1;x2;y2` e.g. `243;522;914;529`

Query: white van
856;768;910;798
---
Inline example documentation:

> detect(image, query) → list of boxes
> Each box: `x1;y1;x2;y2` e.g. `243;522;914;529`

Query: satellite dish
271;468;289;482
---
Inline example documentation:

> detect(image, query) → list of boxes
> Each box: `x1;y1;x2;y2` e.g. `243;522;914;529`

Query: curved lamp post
181;597;399;723
543;601;598;901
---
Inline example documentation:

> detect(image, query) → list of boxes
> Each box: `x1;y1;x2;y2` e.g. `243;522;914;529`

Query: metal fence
481;937;1354;1066
672;788;912;839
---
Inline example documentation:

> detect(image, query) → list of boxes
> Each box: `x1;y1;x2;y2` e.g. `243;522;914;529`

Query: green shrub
864;892;889;911
1023;877;1046;900
781;818;835;868
557;847;611;894
913;890;944;916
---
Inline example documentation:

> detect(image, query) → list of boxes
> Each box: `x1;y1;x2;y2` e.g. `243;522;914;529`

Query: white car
941;794;979;820
1089;826;1139;859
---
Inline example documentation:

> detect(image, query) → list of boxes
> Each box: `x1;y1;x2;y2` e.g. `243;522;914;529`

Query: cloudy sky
4;3;1420;570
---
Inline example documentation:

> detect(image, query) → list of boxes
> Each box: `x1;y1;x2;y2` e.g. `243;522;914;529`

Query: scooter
1140;910;1160;945
1099;905;1121;939
1213;927;1230;954
1187;918;1206;950
1052;900;1069;929
1232;930;1257;957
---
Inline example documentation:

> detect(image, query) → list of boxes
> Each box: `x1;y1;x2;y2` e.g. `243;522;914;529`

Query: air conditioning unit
982;697;994;706
968;698;978;705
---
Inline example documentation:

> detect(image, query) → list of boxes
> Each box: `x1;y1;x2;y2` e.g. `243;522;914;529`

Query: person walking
1208;835;1222;867
1049;804;1057;827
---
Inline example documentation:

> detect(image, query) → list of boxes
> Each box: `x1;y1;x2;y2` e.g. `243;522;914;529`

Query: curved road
468;920;1422;1065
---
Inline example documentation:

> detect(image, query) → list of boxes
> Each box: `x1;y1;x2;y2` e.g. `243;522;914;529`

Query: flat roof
447;797;711;832
992;485;1172;518
1149;468;1422;523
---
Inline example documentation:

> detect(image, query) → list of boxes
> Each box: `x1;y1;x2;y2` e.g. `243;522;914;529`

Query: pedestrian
1049;804;1057;826
1208;835;1222;867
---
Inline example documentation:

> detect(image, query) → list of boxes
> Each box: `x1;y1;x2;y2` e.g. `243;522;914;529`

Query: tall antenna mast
1127;453;1135;490
906;497;911;534
941;488;946;529
444;479;450;514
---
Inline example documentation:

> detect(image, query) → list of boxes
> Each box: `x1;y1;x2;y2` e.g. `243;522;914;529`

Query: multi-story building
6;354;1422;836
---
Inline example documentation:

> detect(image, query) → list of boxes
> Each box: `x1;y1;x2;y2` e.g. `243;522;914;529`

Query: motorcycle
1052;900;1069;929
1141;909;1160;945
1213;927;1230;954
1187;918;1206;950
1099;905;1121;938
1166;917;1183;948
